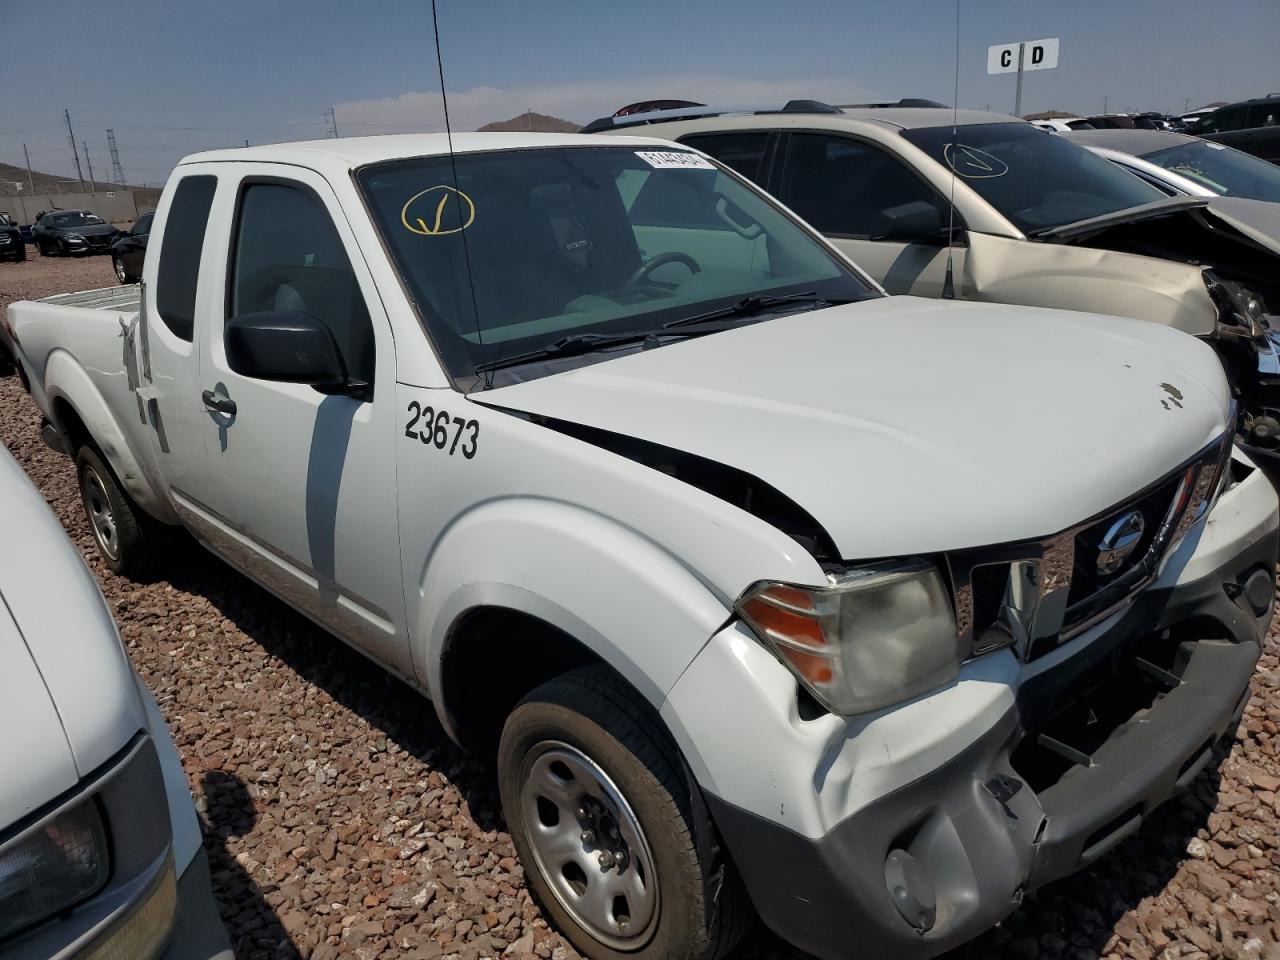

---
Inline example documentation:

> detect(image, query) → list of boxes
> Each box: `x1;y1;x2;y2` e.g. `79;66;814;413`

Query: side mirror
871;200;946;244
225;311;353;392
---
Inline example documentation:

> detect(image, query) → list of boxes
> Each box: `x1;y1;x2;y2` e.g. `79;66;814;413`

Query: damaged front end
1204;271;1280;457
1038;202;1280;460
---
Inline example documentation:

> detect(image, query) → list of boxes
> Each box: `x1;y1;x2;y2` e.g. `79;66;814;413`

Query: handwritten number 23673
403;401;478;459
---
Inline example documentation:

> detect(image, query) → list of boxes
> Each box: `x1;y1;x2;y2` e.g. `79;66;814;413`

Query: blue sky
4;0;1278;186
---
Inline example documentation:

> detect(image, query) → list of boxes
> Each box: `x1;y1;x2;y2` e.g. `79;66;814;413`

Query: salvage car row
2;102;1279;960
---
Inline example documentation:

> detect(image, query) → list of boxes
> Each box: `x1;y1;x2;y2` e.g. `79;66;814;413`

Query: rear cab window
155;175;217;341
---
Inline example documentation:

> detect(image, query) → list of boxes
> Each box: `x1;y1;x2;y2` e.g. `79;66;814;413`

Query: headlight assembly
0;800;110;940
1205;271;1269;347
736;562;959;716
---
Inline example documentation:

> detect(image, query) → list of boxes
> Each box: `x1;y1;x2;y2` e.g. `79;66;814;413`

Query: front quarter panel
964;232;1216;336
392;382;829;723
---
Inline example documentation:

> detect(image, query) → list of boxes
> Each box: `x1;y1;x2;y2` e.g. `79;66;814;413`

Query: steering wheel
625;251;701;287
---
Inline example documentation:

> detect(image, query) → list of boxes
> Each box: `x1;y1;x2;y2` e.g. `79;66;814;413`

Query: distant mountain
0;160;149;198
477;111;579;133
1023;109;1079;120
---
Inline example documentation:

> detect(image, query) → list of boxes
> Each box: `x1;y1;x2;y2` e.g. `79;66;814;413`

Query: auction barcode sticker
635;151;715;170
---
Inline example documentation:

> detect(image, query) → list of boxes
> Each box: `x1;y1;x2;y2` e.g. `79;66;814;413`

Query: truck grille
948;433;1232;663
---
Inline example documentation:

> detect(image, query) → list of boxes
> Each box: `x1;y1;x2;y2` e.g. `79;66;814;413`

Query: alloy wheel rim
520;742;659;948
81;466;120;559
114;258;126;283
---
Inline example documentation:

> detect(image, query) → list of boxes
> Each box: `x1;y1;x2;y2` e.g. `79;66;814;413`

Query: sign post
986;37;1059;117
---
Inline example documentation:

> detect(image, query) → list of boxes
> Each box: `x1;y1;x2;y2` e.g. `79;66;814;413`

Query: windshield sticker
943;144;1009;179
401;185;476;236
635;151;715;170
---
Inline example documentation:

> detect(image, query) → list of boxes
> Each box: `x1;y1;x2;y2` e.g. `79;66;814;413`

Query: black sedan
110;212;152;283
32;210;120;256
0;213;24;263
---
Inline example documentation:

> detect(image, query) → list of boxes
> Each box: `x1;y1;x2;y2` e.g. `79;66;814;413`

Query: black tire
75;445;157;578
14;245;25;262
498;666;749;960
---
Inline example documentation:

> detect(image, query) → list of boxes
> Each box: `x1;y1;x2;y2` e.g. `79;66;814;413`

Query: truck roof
182;132;677;174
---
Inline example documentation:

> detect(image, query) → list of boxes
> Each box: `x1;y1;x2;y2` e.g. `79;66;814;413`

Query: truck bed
38;285;141;313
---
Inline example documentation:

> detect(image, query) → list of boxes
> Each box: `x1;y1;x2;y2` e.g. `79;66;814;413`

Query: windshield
900;122;1165;234
49;212;105;227
1141;141;1280;202
357;146;874;381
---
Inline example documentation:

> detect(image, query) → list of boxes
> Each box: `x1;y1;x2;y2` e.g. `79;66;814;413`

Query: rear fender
44;351;173;521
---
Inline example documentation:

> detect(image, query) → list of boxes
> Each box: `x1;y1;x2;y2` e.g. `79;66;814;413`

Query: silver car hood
1203;196;1280;257
0;452;145;829
482;297;1230;559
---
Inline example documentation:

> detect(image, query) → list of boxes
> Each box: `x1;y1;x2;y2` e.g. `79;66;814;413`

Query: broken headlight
1205;271;1270;347
735;562;959;716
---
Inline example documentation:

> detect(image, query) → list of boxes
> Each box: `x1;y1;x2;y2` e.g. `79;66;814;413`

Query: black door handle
201;390;237;416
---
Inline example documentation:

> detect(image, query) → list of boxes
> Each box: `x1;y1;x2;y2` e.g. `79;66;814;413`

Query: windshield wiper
664;291;842;329
473;325;730;374
472;292;848;376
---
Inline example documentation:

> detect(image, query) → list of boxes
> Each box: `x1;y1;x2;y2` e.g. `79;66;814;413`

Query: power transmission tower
22;144;35;196
83;141;96;194
326;106;339;138
107;128;125;184
64;108;85;192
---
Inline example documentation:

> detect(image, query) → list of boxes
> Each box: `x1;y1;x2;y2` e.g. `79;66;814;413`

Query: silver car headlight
63;233;86;243
736;561;959;715
0;800;110;939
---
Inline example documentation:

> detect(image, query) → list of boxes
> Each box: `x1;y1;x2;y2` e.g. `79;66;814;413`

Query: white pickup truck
7;132;1279;960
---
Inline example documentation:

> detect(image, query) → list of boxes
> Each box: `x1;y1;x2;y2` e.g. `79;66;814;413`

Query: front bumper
682;461;1278;960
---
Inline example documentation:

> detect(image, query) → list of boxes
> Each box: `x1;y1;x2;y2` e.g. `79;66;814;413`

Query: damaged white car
593;103;1280;458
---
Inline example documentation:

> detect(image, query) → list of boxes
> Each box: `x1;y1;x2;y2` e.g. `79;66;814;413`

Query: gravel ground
4;252;1280;960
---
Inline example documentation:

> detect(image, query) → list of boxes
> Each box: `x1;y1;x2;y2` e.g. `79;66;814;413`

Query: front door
193;166;408;675
775;132;966;297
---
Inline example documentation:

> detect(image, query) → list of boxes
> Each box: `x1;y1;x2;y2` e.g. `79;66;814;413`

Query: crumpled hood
1203;196;1280;257
0;453;144;829
481;297;1230;559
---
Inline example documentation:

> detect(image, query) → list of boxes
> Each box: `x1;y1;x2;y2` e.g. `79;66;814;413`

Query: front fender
416;497;730;735
44;350;173;521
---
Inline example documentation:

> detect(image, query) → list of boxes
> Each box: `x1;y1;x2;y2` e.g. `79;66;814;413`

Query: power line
107;129;125;185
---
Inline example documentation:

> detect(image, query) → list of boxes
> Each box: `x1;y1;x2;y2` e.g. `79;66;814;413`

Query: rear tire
75;445;157;578
498;665;749;960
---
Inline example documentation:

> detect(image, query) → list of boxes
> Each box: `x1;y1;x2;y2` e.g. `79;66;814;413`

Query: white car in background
1062;127;1280;202
1029;116;1093;133
0;448;231;959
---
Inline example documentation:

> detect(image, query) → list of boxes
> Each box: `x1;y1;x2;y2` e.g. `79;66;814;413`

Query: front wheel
113;255;129;284
75;445;157;578
498;666;749;960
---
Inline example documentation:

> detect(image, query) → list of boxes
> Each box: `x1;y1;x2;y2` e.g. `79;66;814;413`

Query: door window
229;182;375;386
155;175;216;341
780;134;947;238
132;212;153;236
680;133;771;183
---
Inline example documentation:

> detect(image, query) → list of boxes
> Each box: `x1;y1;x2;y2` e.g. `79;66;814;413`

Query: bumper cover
708;506;1277;960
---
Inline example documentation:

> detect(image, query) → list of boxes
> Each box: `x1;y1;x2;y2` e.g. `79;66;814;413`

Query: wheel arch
418;498;733;749
43;355;171;521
